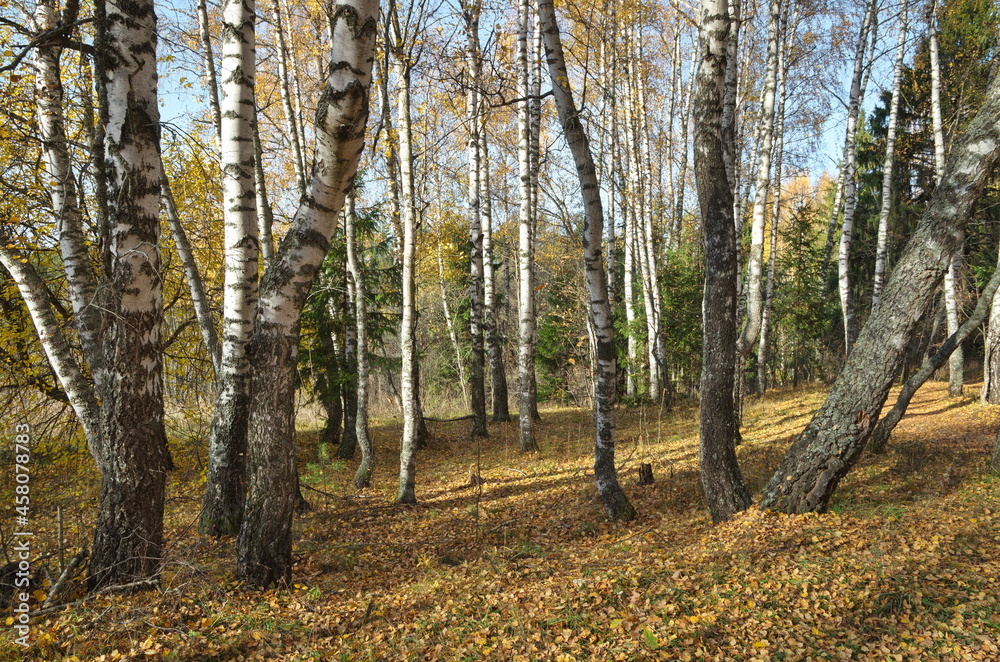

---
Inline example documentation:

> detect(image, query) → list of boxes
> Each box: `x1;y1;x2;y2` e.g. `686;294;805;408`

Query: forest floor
3;380;1000;661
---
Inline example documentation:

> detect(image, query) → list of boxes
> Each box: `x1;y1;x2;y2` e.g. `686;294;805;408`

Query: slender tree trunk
760;67;1000;515
517;0;538;452
252;116;276;266
236;0;376;586
339;268;360;459
757;3;790;395
872;0;909;309
739;0;781;362
481;128;510;422
927;0;964;396
870;260;1000;453
983;244;1000;404
0;247;103;462
438;237;470;409
672;47;698;247
539;0;635;521
196;0;222;137
270;0;308;196
528;11;542;422
200;0;260;537
345;191;374;488
694;0;752;524
464;0;489;438
838;0;877;354
89;0;168;589
161;172;222;375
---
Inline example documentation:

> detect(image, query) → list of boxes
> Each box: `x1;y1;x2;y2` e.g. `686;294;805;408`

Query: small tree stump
638;462;654;485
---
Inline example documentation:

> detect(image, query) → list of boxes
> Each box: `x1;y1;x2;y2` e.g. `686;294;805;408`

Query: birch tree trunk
270;0;308;196
760;68;1000;515
464;0;488;438
438;237;470;409
837;0;877;354
346;191;374;488
983;244;1000;403
516;0;538;452
89;0;168;589
539;0;635;521
870;261;1000;453
757;2;790;395
481;128;510;421
236;0;376;586
928;0;964;396
196;0;222;137
738;0;781;361
200;0;260;537
872;0;909;309
694;0;752;524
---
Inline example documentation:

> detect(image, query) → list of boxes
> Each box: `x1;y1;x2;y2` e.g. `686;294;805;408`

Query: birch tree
236;0;376;586
761;65;1000;515
200;0;260;537
871;0;909;309
538;0;634;520
694;0;752;523
346;190;374;488
89;0;169;588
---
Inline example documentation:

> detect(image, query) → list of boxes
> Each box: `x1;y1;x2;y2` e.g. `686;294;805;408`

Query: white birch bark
539;0;635;520
346;191;374;489
837;0;877;354
89;0;168;589
270;0;308;196
196;0;222;137
438;235;469;409
236;0;376;586
480;126;510;421
738;0;781;360
872;0;909;309
516;0;538;452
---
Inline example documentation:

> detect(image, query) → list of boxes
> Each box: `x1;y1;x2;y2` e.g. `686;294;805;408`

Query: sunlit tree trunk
345;191;374;488
739;0;781;364
200;0;260;537
464;0;488;437
760;68;1000;515
196;0;222;136
872;0;908;309
438;236;470;409
270;0;308;196
236;0;376;586
516;0;538;452
539;0;634;520
89;0;168;589
983;243;1000;404
695;0;752;524
481;128;510;422
837;0;877;354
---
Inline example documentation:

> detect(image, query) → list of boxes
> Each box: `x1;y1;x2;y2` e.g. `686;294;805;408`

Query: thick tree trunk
464;0;488;438
760;68;1000;515
346;192;374;488
516;0;538;452
89;0;168;590
872;0;909;309
236;0;376;586
200;0;260;537
870;261;1000;453
539;0;635;521
694;0;752;524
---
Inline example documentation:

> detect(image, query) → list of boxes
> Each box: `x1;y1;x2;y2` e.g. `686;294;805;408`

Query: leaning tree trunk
346;191;375;488
760;66;1000;515
516;0;538;452
89;0;168;590
694;0;752;524
464;0;489;438
870;259;1000;453
236;0;376;587
539;0;635;521
871;0;909;309
200;0;260;537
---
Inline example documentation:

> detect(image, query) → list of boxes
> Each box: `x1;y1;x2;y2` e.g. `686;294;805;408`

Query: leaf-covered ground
4;381;1000;660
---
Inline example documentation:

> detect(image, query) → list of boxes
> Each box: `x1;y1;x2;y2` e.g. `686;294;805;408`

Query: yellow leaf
753;640;768;648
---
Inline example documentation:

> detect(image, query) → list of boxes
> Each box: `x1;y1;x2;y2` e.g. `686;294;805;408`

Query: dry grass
3;381;1000;660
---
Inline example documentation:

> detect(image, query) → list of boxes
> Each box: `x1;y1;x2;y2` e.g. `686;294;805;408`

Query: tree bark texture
694;0;753;524
236;0;376;586
760;68;1000;514
346;192;374;488
89;0;168;590
539;0;635;521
